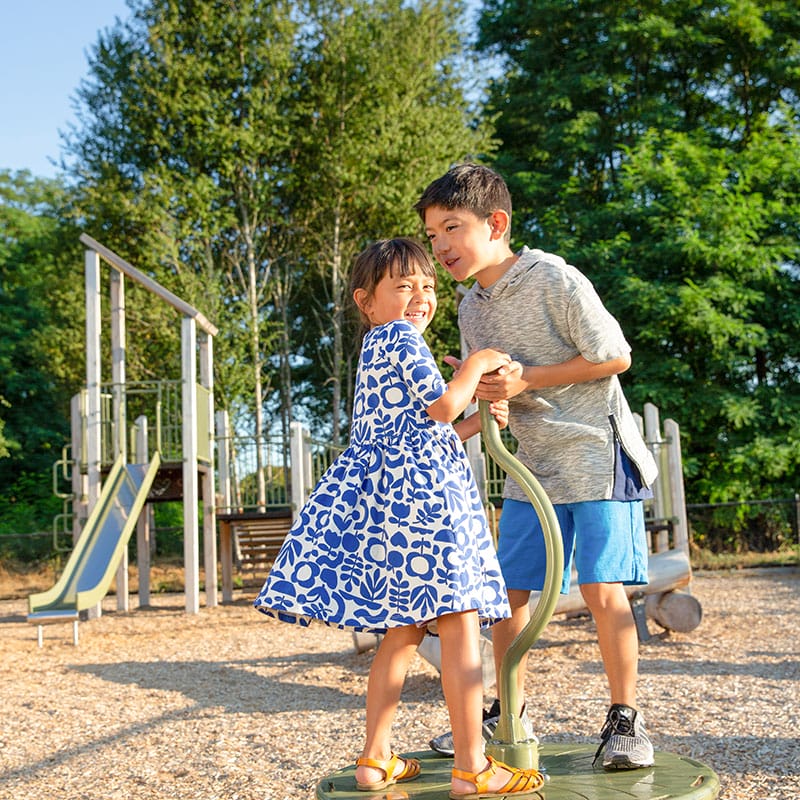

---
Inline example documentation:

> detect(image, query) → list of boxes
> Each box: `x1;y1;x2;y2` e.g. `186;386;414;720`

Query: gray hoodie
459;246;658;504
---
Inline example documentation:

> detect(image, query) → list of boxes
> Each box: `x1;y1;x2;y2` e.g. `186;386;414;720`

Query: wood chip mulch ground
1;568;797;800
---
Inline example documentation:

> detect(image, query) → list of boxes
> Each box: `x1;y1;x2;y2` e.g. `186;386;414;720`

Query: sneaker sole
428;739;455;757
603;756;655;770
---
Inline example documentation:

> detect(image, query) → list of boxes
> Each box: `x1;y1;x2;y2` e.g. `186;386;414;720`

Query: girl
254;238;545;799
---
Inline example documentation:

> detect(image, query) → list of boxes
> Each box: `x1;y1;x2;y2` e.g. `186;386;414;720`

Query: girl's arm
426;349;510;423
454;400;509;442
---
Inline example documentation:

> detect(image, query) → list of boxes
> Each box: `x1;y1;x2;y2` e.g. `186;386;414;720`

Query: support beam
111;269;129;611
135;417;151;607
85;249;102;620
200;333;217;608
182;316;200;614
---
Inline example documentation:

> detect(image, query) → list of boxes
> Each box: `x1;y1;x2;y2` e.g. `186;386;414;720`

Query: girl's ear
488;210;510;240
353;288;370;313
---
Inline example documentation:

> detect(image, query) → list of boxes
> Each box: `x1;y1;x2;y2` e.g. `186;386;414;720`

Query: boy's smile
423;205;515;287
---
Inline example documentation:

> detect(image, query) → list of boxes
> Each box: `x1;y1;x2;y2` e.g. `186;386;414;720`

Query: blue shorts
497;498;649;593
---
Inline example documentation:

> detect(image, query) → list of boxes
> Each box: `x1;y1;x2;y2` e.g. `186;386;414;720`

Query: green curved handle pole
479;400;564;769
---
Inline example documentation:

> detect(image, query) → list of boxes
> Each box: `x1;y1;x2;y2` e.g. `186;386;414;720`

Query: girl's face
355;263;437;334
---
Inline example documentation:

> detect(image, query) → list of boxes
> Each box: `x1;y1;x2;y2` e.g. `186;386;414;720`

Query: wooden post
70;392;88;543
182;316;200;614
289;421;306;517
200;333;217;608
216;411;233;603
664;418;689;556
643;402;669;552
85;248;102;620
135;416;151;607
111;269;129;612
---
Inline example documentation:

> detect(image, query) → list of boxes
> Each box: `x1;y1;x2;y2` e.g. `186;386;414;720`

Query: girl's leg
355;624;425;787
438;611;537;794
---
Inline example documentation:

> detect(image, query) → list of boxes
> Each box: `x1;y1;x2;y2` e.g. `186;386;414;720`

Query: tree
478;0;800;508
0;170;85;517
284;0;494;442
65;0;300;504
66;0;493;448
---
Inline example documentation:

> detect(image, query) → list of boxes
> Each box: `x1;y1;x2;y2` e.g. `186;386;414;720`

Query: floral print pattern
254;320;510;633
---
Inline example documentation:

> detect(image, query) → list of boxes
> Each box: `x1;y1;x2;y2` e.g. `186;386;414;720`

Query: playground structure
31;236;699;652
29;235;218;642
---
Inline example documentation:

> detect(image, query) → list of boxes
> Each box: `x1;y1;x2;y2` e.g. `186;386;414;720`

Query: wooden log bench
217;509;293;602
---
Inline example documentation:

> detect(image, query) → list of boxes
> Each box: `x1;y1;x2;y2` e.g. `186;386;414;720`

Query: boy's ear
488;210;510;240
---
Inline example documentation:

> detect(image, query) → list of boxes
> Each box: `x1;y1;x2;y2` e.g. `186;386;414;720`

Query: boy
414;163;658;770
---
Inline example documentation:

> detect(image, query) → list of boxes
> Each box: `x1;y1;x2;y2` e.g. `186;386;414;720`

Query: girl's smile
355;265;438;333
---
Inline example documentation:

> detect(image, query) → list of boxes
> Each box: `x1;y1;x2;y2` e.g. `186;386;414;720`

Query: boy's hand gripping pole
479;400;565;770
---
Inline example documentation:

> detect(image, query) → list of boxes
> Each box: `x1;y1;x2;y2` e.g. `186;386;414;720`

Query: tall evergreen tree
478;0;800;510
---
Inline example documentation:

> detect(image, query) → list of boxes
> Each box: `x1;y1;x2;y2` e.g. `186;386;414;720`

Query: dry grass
1;566;798;800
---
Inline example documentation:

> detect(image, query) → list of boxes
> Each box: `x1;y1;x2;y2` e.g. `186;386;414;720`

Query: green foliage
479;0;800;506
0;170;85;493
0;469;63;560
282;0;494;438
64;0;493;443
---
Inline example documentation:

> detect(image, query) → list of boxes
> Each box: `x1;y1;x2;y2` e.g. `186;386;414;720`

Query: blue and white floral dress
253;319;510;634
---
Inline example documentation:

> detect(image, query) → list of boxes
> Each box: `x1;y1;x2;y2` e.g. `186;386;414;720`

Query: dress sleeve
381;321;447;406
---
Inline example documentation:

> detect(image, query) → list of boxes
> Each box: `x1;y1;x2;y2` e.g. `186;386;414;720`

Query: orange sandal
355;753;421;791
449;756;546;799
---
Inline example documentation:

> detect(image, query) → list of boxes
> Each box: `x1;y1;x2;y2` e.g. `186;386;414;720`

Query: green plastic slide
28;452;161;631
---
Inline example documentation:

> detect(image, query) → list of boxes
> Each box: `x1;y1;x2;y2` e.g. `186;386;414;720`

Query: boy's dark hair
349;237;437;334
414;163;512;228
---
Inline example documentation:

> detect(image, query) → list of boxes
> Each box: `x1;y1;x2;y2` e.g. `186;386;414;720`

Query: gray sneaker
429;699;538;757
593;704;655;770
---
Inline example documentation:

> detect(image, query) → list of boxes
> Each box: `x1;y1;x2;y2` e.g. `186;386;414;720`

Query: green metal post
479;400;565;770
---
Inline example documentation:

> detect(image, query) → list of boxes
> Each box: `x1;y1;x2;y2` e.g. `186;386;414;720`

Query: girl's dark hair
350;238;437;334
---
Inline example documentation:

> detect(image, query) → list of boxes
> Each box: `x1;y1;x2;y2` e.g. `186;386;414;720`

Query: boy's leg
490;589;532;715
573;500;653;769
579;582;638;706
356;624;425;786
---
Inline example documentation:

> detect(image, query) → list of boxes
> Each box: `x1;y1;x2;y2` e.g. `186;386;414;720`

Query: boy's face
423;205;512;287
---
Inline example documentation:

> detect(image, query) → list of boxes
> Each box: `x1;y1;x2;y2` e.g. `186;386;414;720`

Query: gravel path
1;568;797;800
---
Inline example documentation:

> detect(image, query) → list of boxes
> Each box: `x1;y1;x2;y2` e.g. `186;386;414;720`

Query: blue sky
0;0;131;179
